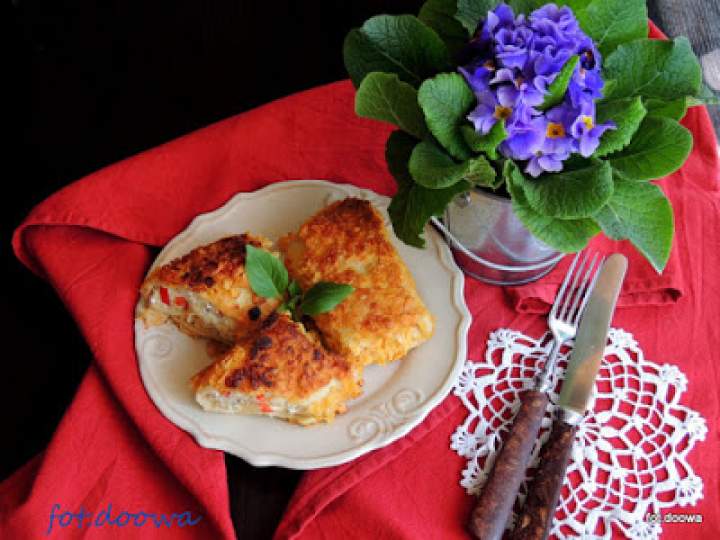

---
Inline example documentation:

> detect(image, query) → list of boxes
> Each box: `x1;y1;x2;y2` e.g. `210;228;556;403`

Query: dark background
5;1;718;538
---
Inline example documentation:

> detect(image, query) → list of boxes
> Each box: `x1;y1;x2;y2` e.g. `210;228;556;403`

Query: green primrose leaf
505;162;599;252
355;72;429;139
409;140;495;189
594;176;673;273
506;0;549;15
518;159;614;219
575;0;647;57
463;155;497;187
418;72;475;160
419;0;469;57
461;121;508;160
343;15;450;88
386;130;471;247
390;180;472;248
643;98;688;121
607;116;693;181
538;56;579;111
595;97;647;157
245;245;289;299
686;83;720;107
386;130;418;190
602;79;618;98
455;0;495;34
555;0;592;11
300;282;355;316
604;37;702;101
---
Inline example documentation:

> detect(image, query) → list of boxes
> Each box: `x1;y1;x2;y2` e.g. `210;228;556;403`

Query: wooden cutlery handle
510;420;577;540
468;389;549;540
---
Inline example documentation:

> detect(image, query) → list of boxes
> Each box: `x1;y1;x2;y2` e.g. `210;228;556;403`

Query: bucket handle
430;217;565;273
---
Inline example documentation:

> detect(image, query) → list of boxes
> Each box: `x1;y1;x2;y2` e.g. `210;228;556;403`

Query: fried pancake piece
279;198;434;366
138;234;280;343
191;312;362;425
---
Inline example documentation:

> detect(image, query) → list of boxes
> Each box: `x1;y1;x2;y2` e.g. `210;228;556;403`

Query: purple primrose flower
459;3;615;177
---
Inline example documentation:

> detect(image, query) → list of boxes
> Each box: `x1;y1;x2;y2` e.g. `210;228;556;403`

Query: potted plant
343;0;715;283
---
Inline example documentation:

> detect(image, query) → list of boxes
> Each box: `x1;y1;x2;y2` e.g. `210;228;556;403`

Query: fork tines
553;251;605;326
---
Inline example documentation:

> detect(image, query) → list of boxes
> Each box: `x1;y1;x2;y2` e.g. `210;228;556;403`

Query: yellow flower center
483;60;496;71
494;106;512;120
581;115;594;130
546;122;566;139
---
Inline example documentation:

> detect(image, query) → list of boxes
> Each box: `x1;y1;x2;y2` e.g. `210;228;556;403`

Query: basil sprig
245;245;354;320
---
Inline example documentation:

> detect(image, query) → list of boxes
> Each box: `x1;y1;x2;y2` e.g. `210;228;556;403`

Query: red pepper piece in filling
256;394;272;413
159;287;170;305
174;296;189;309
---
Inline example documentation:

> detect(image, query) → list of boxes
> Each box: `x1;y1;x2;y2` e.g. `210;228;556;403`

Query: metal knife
509;253;628;540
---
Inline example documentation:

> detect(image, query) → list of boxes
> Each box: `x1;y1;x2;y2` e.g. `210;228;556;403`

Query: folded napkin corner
505;239;685;315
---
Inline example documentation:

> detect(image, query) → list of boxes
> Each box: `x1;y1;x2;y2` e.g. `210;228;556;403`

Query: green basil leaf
594;176;673;273
518;159;614;219
343;15;450;88
461;121;507;160
643;98;688;121
409;140;495;188
300;282;355;316
607;116;693;181
505;162;599;252
538;56;579;111
419;0;469;57
245;245;289;299
455;0;495;34
418;72;474;160
575;0;647;56
355;72;429;139
603;37;702;101
288;280;302;298
595;97;646;157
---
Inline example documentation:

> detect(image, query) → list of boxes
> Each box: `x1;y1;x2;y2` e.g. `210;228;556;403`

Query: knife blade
509;253;628;540
557;253;628;422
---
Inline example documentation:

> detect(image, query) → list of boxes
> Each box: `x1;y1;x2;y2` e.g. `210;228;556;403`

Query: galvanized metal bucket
433;188;564;285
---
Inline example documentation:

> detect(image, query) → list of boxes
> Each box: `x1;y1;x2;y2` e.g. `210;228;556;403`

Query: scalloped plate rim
135;180;471;469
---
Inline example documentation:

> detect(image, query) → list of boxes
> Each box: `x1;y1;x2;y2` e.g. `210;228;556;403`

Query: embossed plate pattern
135;180;471;469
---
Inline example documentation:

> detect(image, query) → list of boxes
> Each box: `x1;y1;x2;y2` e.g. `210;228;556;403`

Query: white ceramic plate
134;180;470;469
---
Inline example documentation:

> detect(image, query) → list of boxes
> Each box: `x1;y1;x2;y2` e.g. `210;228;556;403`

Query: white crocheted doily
452;328;707;539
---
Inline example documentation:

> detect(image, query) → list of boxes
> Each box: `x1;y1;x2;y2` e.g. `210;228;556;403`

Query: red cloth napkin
3;25;719;540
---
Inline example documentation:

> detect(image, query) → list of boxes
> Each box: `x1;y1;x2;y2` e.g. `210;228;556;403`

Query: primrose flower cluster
460;3;615;177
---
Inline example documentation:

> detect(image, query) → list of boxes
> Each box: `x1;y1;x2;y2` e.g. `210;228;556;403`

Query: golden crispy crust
139;234;280;341
153;235;260;290
191;312;361;423
279;198;434;366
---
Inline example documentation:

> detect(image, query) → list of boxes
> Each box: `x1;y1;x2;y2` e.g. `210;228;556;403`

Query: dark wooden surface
5;2;718;539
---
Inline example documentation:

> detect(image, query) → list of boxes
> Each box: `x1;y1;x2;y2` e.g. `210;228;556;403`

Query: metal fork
468;251;604;540
534;251;603;393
